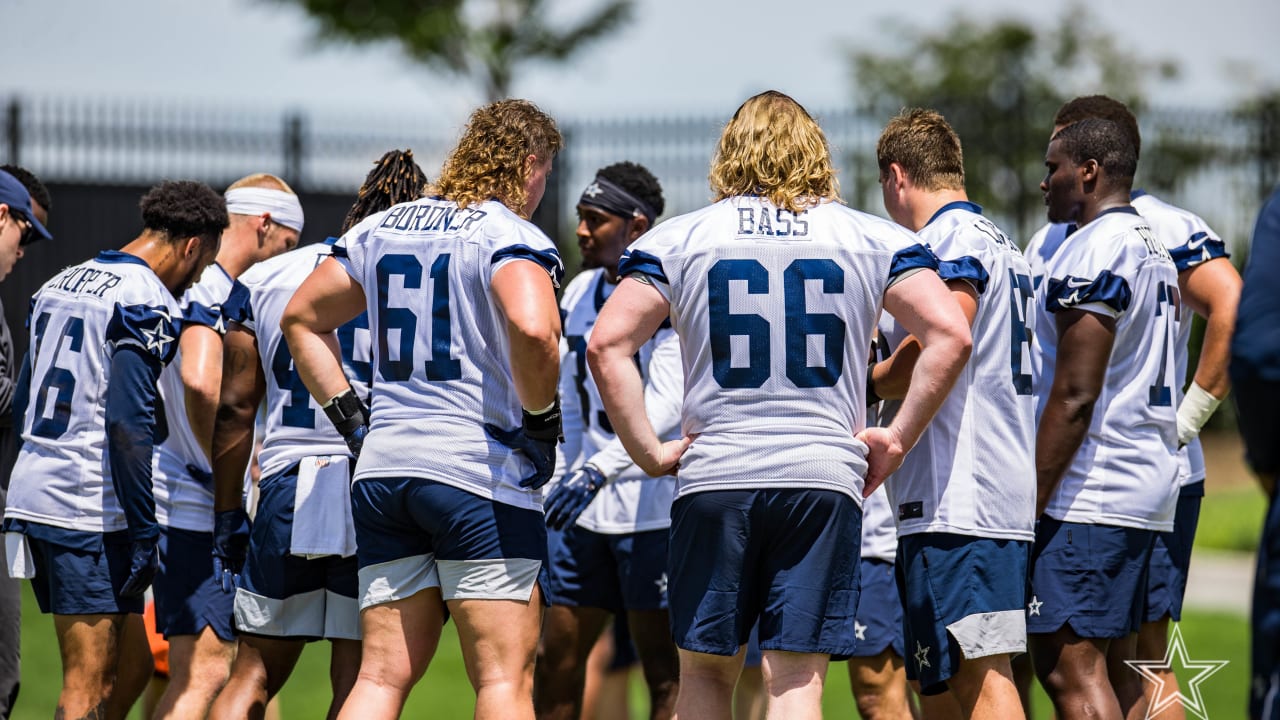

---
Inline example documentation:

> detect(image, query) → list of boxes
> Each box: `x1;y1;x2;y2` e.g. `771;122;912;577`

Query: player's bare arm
872;279;978;400
491;259;561;412
588;276;691;477
858;268;971;496
211;324;265;514
180;323;225;461
281;256;366;405
1177;256;1241;441
1035;309;1116;515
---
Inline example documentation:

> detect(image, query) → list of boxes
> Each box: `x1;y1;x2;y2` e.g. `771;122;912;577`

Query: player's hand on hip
120;538;159;598
856;426;905;497
640;436;693;478
544;464;607;530
485;397;564;490
212;508;251;594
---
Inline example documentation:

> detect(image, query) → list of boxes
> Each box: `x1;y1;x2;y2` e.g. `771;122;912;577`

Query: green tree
850;6;1181;241
276;0;632;102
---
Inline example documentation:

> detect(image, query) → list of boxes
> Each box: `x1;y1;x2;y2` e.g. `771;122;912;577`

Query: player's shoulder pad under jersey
484;204;564;287
107;303;180;366
1131;191;1229;272
219;279;253;328
924;204;1018;295
1042;214;1149;315
329;211;386;277
616;204;724;285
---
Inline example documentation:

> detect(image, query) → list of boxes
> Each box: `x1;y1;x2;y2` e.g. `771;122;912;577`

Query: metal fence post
284;112;305;191
6;98;19;166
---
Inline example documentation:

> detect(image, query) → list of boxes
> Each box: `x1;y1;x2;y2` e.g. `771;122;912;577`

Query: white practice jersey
559;268;682;534
1030;207;1180;531
233;240;373;480
5;251;181;533
1132;191;1229;486
861;486;898;563
618;196;938;503
153;263;240;532
880;203;1036;541
335;198;563;511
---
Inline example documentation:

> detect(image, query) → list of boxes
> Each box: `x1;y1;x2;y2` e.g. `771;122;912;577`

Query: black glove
866;362;882;407
323;387;370;458
119;538;159;598
212;508;251;594
544;465;607;530
484;399;563;489
186;463;214;488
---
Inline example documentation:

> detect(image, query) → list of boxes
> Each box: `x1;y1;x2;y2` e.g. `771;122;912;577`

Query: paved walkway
1185;549;1255;615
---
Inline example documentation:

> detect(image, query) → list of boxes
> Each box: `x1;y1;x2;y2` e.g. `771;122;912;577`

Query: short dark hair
1051;118;1138;185
876;108;966;192
0;164;51;214
1054;95;1141;159
596;161;665;218
139;180;228;241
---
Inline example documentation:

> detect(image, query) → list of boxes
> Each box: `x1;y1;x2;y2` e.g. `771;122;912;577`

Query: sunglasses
13;211;38;247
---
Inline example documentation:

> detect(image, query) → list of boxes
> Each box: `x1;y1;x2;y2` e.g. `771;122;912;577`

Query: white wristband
1176;381;1222;447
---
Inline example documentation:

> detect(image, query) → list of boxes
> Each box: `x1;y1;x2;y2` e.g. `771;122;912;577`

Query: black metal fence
3;94;1278;355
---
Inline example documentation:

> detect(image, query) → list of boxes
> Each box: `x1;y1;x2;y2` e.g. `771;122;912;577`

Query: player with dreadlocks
207;149;427;720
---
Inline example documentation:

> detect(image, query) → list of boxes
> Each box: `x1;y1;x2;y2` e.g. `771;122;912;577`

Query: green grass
1196;482;1269;553
12;582;1253;719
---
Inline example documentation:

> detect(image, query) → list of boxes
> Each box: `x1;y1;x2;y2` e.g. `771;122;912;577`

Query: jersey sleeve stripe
618;250;669;285
1169;232;1229;272
491;244;565;286
937;255;991;294
888;243;940;284
1045;271;1132;314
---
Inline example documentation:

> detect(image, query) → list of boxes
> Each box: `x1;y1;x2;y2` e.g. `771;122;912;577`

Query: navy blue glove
322;387;370;458
484;399;563;490
119;538;159;598
212;508;251;594
544;465;606;530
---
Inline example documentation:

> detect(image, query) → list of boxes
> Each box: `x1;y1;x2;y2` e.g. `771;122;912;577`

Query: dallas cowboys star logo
914;641;931;669
1124;624;1228;720
142;320;174;355
854;621;867;642
583;182;603;198
654;573;668;595
1027;596;1043;616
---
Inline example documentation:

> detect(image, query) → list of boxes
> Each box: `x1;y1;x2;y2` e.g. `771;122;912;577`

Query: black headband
578;175;657;224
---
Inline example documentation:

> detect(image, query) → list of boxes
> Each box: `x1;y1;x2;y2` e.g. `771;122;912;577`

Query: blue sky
4;0;1277;129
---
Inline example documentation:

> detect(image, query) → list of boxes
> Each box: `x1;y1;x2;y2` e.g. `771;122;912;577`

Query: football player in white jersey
1025;96;1242;719
2;180;224;719
209;151;428;720
588;90;973;719
1027;118;1181;720
149;173;303;718
871;109;1034;719
535;163;683;720
283;100;564;720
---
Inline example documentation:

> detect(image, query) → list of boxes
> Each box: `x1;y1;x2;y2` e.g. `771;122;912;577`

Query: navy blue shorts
352;477;548;607
848;558;904;659
1145;481;1203;623
545;524;668;612
668;488;862;658
1253;490;1280;720
235;465;360;640
1027;517;1155;640
897;534;1028;694
154;527;236;641
8;521;143;615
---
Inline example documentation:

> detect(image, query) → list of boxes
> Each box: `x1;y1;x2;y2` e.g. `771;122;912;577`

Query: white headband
224;187;305;233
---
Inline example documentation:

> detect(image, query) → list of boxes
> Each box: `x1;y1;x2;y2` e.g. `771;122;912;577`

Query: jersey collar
96;250;150;267
1130;189;1149;200
924;200;983;228
1096;205;1141;220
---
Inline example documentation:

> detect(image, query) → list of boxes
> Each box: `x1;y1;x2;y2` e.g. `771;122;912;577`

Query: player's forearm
590;343;662;475
105;347;162;541
871;336;922;401
212;331;263;513
181;329;224;461
283;325;350;406
884;331;970;453
1191;300;1236;399
507;324;560;412
1034;391;1095;516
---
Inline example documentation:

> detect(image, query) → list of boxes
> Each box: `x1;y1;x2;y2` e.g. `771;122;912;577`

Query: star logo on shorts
1027;596;1043;616
854;620;867;642
143;320;174;355
655;573;668;595
914;641;931;669
583;182;603;198
1125;625;1228;720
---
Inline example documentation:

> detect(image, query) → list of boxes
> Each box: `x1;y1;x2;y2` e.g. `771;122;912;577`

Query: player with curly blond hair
589;90;972;719
281;99;564;720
